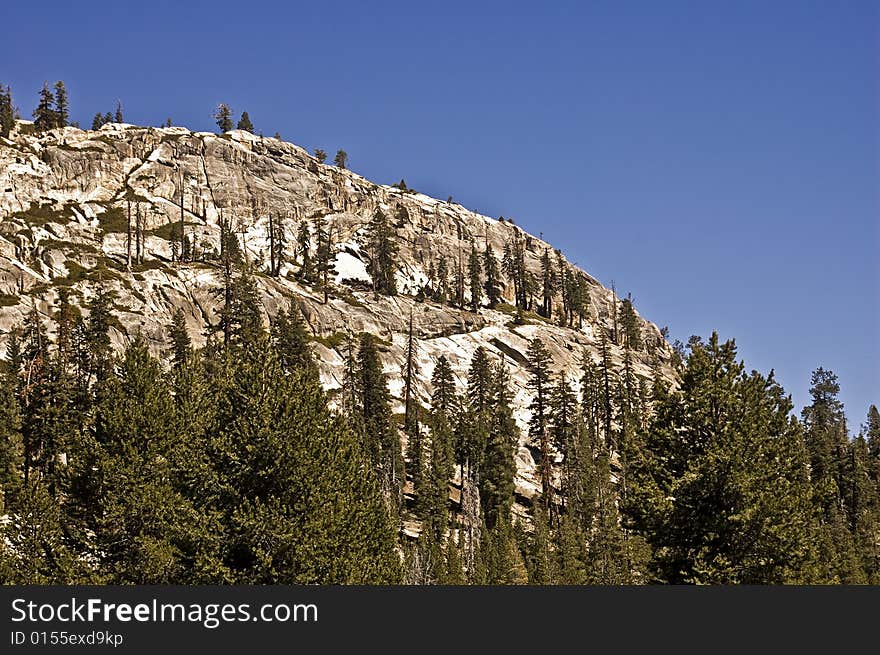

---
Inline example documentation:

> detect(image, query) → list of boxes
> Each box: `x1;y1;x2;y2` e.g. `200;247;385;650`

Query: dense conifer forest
1;261;877;583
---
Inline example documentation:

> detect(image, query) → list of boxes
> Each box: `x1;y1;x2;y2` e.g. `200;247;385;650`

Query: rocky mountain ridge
0;120;676;509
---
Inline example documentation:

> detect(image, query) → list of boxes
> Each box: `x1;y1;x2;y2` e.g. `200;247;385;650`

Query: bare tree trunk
611;281;618;345
126;199;132;267
134;203;142;265
179;174;185;262
323;224;331;304
268;211;275;275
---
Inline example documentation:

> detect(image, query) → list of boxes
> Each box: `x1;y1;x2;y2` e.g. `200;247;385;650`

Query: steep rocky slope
0;121;676;509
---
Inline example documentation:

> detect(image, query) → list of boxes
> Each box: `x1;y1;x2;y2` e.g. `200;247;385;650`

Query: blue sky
2;0;877;427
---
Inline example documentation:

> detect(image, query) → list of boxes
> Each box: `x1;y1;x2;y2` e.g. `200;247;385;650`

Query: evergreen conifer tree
52;81;68;128
619;294;641;351
212;335;401;583
430;355;456;420
356;333;404;514
482;241;502;307
433;256;449;303
314;215;337;303
167;308;192;371
296;219;314;281
626;333;820;583
0;477;87;583
526;338;554;518
801;368;864;582
0;368;23;512
481;359;517;529
0;84;16;138
213;104;233;132
402;312;422;491
366;208;399;296
33;82;57;131
467;242;482;311
540;248;556;319
270;308;317;381
236;111;254;132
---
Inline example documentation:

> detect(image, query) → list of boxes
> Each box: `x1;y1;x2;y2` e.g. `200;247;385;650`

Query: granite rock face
0;121;676;506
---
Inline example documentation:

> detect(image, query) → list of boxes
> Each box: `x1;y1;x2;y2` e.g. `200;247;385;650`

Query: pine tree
438;532;466;584
430;355;456;420
453;249;465;308
571;274;589;328
215;338;401;583
619;294;641;351
236;111;254;132
270;308;317;381
83;338;194;582
526;338;554;519
482;241;502;308
213;103;233;132
540;248;556;319
526;505;557;584
579;352;602;443
314;148;327;164
334;149;348;169
556;251;569;324
556;510;588;584
848;433;880;581
402;311;421;491
420;411;453;542
0;367;23;512
53;289;78;374
801;368;864;582
84;279;115;385
266;212;286;276
366;208;399;296
482;519;528;584
229;266;263;350
598;330;615;448
481;358;518;530
356;333;404;514
0;84;16;138
502;229;527;310
217;216;243;346
33;82;56;131
802;368;848;505
166;308;192;370
626;333;820;583
467;242;482;311
296;219;314;281
434;256;449;303
0;477;87;583
52;81;68;128
314;215;336;303
586;442;640;583
558;414;595;560
466;347;493;418
550;373;576;455
866;405;880;463
114;99;123;124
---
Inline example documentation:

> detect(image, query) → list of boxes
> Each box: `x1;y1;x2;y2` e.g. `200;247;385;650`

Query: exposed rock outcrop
0;121;676;505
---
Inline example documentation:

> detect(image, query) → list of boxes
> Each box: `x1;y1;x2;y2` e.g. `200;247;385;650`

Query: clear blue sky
3;0;877;428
